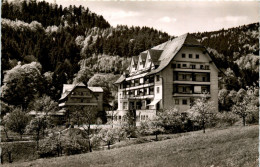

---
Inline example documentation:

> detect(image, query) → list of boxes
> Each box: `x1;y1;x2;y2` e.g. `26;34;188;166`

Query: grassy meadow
3;125;258;167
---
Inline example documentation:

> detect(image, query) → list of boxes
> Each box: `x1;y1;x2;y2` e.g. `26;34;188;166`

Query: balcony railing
173;66;210;70
174;78;210;82
173;90;210;95
120;93;154;99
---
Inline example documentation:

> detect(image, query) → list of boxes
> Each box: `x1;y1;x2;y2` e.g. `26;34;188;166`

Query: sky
45;0;258;36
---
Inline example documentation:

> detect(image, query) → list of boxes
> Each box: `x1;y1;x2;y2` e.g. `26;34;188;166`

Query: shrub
246;105;259;125
38;138;58;158
221;112;239;126
157;108;192;134
62;139;86;155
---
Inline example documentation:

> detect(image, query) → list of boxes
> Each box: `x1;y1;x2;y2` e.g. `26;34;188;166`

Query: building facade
111;33;219;124
59;83;104;114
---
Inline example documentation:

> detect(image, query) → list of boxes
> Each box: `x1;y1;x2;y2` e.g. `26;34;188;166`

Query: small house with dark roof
59;83;104;112
112;33;219;124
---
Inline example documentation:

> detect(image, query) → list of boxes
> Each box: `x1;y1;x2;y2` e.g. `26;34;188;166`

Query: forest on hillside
1;0;259;109
193;24;259;90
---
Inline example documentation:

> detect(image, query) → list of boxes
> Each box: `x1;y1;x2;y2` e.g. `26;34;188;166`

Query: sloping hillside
1;1;170;101
5;125;258;167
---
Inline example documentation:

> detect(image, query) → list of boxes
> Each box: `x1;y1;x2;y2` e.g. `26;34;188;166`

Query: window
182;99;187;105
123;102;128;110
81;99;84;103
182;54;186;58
171;64;176;68
140;89;144;95
157;87;160;93
183;87;187;92
175;99;179;105
182;75;186;80
156;75;160;81
189;54;192;58
119;116;121;120
205;65;209;70
200;65;204;69
182;64;187;68
196;54;199;59
191;65;196;69
150;87;154;95
177;64;181;68
202;77;206;82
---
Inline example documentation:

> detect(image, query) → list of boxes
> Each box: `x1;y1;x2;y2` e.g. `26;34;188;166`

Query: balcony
70;94;92;98
120;94;154;100
172;92;211;97
59;101;98;106
173;66;210;73
172;90;210;97
125;82;154;90
173;80;210;85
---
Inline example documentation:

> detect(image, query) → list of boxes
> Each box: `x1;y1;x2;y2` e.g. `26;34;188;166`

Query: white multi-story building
109;33;219;124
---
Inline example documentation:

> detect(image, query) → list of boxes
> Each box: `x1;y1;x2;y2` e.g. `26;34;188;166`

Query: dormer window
189;54;192;58
196;54;199;59
182;54;186;58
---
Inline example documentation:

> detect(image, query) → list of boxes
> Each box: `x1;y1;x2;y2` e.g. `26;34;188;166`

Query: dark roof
140;52;147;62
133;56;139;64
59;83;103;100
148;49;163;63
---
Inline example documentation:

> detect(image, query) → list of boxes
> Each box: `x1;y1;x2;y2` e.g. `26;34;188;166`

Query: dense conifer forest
1;0;259;104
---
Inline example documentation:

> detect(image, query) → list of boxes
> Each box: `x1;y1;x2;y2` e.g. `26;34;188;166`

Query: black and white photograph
0;0;259;166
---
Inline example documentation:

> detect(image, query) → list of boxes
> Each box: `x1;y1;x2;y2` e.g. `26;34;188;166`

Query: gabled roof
59;83;103;101
148;33;206;75
89;87;103;92
114;33;218;83
114;75;126;84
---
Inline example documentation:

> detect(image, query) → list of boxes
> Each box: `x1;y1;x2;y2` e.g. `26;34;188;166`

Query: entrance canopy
148;99;161;106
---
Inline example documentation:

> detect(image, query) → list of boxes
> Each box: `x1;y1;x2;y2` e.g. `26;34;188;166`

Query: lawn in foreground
5;125;258;167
